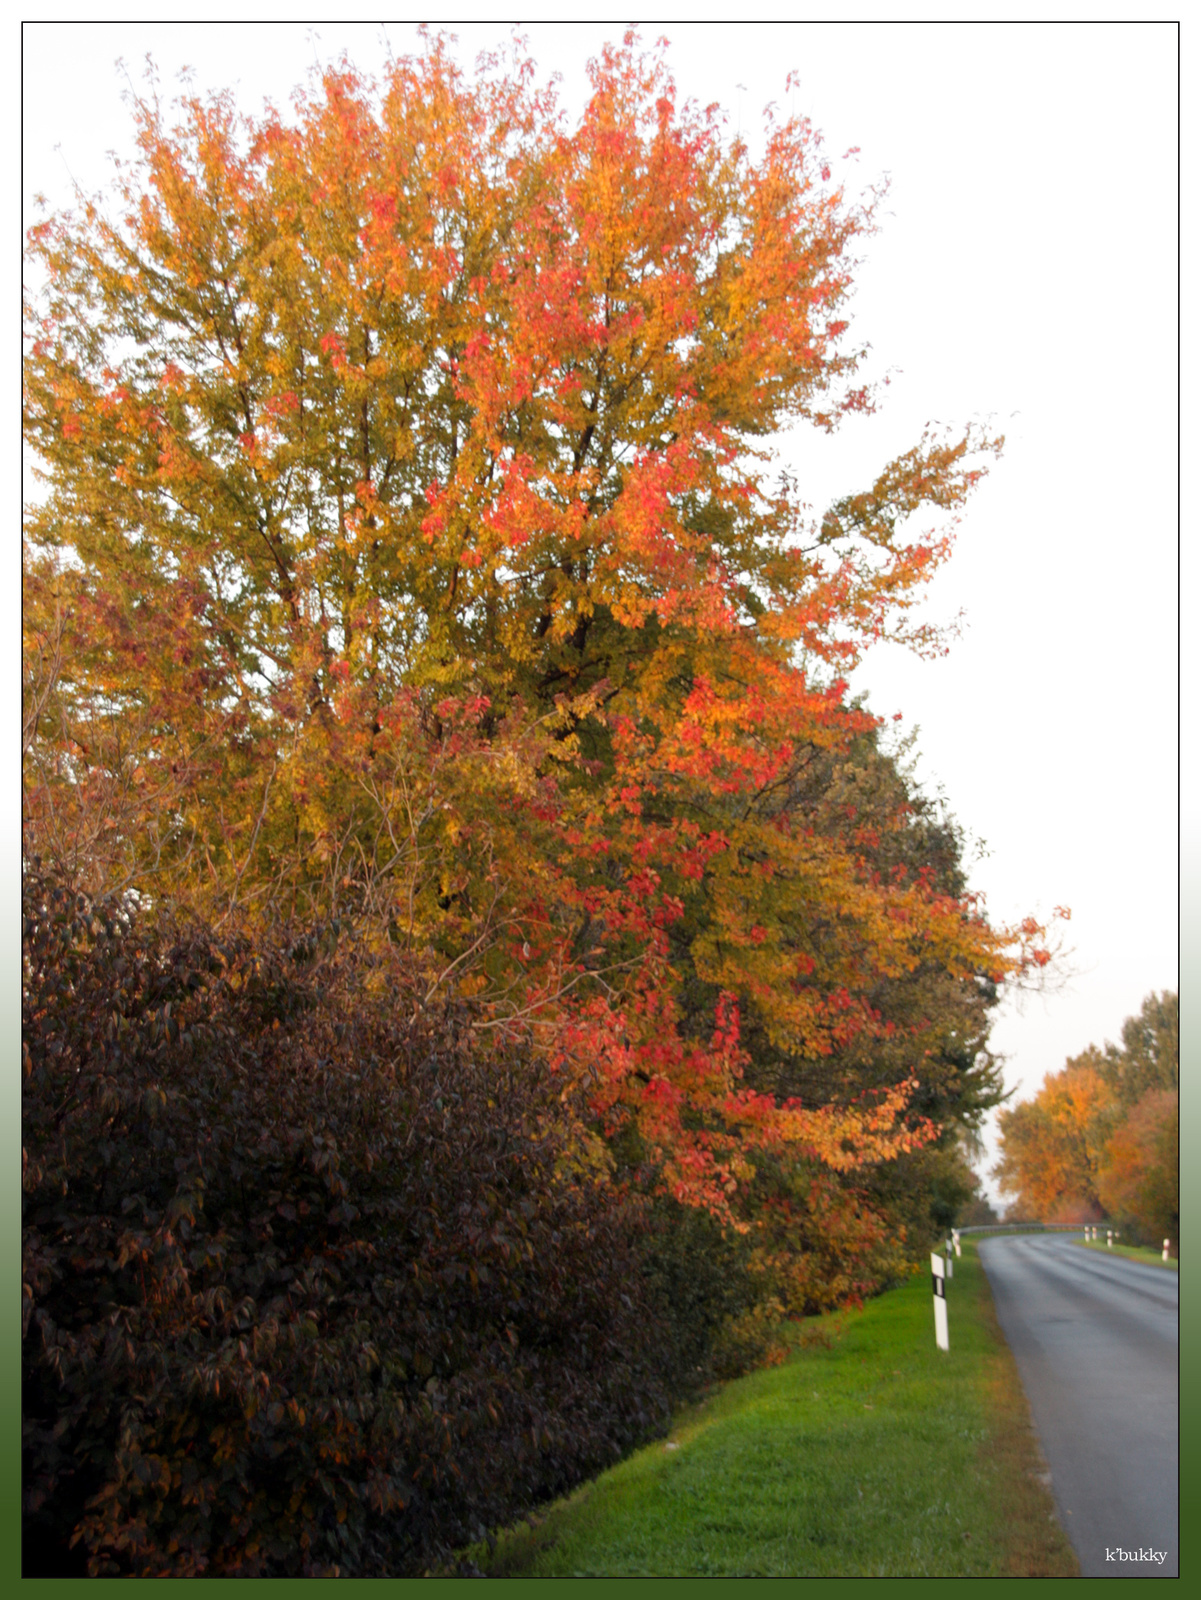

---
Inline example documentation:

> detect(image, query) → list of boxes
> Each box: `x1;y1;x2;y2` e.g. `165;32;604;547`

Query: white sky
18;16;1181;1200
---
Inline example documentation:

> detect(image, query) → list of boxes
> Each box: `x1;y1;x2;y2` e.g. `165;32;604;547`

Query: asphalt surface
976;1233;1178;1577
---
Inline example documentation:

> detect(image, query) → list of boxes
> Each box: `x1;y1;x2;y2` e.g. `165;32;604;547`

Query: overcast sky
19;18;1179;1200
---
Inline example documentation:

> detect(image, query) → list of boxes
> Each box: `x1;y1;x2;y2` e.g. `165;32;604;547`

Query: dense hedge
22;867;678;1576
637;1198;761;1381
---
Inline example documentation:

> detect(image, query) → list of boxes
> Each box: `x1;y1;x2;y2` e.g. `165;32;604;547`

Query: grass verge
1073;1238;1177;1270
469;1242;1079;1577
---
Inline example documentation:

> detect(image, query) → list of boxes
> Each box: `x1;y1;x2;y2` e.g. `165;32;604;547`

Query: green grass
470;1243;1078;1577
1073;1238;1178;1270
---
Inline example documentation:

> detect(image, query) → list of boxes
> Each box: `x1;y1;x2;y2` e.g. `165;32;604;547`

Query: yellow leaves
23;33;1023;1246
995;1055;1115;1220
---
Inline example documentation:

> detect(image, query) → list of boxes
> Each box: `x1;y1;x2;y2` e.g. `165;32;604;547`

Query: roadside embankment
1073;1238;1177;1270
468;1242;1079;1577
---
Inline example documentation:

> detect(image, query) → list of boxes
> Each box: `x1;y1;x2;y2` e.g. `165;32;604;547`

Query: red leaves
24;29;1034;1257
366;192;397;226
318;332;346;369
263;390;299;419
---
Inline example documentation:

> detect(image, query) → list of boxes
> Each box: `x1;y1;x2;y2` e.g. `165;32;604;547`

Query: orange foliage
996;998;1178;1239
24;32;1045;1221
994;1058;1111;1223
1096;1089;1178;1242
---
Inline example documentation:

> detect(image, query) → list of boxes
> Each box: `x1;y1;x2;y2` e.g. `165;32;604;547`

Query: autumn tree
1093;990;1178;1243
994;1056;1111;1223
24;33;1052;1236
656;715;1011;1311
1095;1089;1178;1245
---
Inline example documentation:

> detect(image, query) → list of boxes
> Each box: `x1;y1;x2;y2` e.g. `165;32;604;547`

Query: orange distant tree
995;992;1178;1238
1095;991;1178;1243
1095;1089;1178;1246
993;1055;1112;1223
24;33;1048;1225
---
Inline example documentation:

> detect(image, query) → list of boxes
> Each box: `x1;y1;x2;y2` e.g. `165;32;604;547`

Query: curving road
977;1233;1178;1577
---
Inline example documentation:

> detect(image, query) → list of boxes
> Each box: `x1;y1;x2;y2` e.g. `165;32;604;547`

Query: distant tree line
994;992;1178;1244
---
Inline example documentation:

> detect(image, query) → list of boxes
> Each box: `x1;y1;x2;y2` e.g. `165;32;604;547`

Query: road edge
966;1239;1081;1576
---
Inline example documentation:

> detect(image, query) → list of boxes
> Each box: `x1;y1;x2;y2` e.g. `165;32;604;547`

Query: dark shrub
637;1197;760;1383
22;865;674;1575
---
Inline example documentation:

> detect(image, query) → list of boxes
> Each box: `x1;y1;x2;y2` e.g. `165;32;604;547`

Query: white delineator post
931;1252;949;1350
944;1238;954;1279
952;1229;961;1258
1164;1239;1171;1262
1107;1229;1113;1248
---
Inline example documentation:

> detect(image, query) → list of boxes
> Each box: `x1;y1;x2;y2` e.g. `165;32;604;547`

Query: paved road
977;1234;1178;1577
